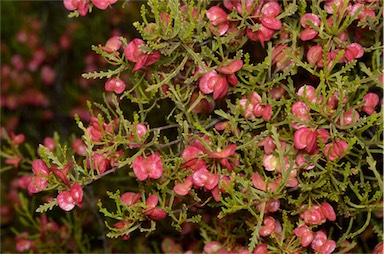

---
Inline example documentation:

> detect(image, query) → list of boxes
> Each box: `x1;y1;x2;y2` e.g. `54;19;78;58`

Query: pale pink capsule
57;191;75;211
261;17;282;30
120;192;141;206
262;104;273;121
300;28;318;41
302;205;326;225
293;128;316;152
91;0;117;10
297;85;318;104
263;154;279;171
252;173;266;191
63;0;79;11
319;240;337;254
199;70;228;99
204;241;222;254
69;183;83;205
102;36;122;53
147;207;167;220
266;198;280;213
253;243;268;254
358;9;376;22
146;194;159;208
311;231;328;251
307;45;323;66
72;138;87;156
92;153;110;174
292;101;310;121
270;86;285;99
28;176;48;194
240;98;256;119
345;43;364;61
295;152;315;170
338;110;360;126
324;140;348;161
132;154;163;181
362;93;380;115
320;202;336;221
317;129;329;144
293;225;315;247
32;159;50;177
324;0;345;14
105;77;126;94
300;13;321;28
259;216;276;237
261;2;281;17
263;137;276;155
209;144;236;159
173;177;193;196
192;168;219;190
206;6;227;26
43;137;56;151
216;59;243;74
16;232;34;252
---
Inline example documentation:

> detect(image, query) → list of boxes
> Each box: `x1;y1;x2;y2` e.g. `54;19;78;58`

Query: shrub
1;0;383;253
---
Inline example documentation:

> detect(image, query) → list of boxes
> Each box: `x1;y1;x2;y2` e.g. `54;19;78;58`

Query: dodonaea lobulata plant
1;0;383;253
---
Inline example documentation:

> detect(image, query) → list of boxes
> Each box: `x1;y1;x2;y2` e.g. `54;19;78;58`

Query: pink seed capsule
173;177;193;196
120;192;141;206
362;93;380;115
300;28;318;41
91;0;118;10
307;45;323;66
132;154;163;181
105;77;126;94
261;2;281;17
300;13;321;28
102;36;122;53
320;202;336;221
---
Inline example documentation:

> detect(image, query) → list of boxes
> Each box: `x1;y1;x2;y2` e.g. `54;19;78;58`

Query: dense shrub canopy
1;0;383;253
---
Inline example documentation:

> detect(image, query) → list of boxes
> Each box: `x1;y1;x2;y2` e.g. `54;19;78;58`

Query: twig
83;167;119;186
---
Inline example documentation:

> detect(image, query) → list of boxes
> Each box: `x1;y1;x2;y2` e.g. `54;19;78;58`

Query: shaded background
1;1;142;145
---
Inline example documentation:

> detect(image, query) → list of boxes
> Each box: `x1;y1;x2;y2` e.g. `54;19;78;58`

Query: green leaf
36;199;58;213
